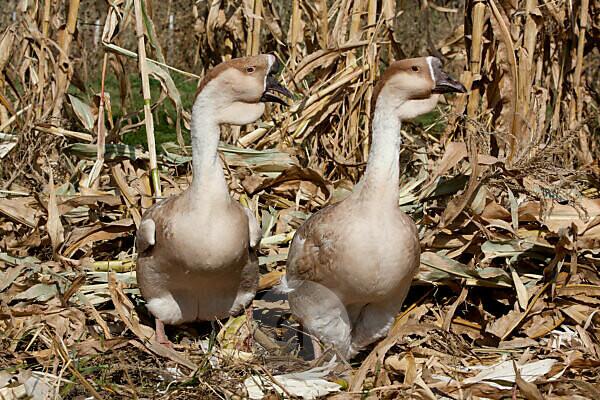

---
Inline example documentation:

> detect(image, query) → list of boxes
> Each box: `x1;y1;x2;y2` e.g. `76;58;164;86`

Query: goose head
195;54;292;125
373;56;466;120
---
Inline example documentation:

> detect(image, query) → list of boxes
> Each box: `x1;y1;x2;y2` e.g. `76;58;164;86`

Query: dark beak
432;72;467;94
433;75;467;94
429;57;467;94
260;74;293;106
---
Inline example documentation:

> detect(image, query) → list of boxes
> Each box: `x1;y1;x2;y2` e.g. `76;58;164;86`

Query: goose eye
411;66;420;72
246;66;256;74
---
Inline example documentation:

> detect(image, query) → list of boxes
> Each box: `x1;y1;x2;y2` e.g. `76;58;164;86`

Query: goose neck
359;100;403;203
189;93;228;196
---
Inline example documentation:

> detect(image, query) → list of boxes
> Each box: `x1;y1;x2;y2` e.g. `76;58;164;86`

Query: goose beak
261;74;293;106
432;70;467;94
260;57;292;106
433;75;467;94
429;57;467;94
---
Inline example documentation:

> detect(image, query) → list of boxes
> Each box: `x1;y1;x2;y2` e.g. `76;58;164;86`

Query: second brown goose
281;57;466;359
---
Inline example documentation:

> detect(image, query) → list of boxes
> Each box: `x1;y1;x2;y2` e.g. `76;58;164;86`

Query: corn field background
0;0;599;398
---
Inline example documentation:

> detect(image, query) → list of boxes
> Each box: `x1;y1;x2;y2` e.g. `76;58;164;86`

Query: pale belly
144;272;242;323
136;201;253;323
156;205;250;274
171;229;249;274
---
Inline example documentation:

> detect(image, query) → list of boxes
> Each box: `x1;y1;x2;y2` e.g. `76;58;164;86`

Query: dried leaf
0;265;24;292
524;311;565;338
12;283;58;302
62;219;134;257
514;360;545;400
463;359;557;389
0;133;17;159
510;265;529;310
244;358;341;399
250;165;332;201
0;197;40;228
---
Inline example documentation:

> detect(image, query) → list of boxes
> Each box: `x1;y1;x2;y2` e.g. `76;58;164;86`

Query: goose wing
137;218;156;253
136;196;177;254
286;205;340;286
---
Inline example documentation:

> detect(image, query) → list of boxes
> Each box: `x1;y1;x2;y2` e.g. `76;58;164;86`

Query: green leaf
67;143;147;161
161;142;297;172
68;94;95;131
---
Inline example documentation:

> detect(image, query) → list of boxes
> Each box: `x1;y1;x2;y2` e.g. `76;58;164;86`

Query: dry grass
1;0;599;398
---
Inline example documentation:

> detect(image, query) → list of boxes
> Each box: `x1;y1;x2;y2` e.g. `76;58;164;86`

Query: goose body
283;57;466;358
136;54;290;343
137;189;258;323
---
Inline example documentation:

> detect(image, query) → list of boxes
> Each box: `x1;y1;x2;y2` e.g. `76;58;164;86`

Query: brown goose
282;57;466;359
136;54;291;345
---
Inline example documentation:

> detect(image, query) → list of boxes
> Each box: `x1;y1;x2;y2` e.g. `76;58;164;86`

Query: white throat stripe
426;56;436;83
265;55;275;91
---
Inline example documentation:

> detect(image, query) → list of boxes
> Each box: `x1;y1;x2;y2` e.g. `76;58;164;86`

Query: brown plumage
282;56;466;359
136;54;290;346
194;56;273;98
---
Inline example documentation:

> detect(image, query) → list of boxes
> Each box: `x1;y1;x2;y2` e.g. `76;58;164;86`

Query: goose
281;57;466;359
136;54;292;345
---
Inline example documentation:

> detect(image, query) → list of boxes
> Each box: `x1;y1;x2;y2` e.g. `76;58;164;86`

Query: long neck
358;98;403;204
189;92;229;197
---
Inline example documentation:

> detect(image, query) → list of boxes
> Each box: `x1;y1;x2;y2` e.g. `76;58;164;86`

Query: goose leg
155;318;173;348
245;306;255;350
288;281;352;359
229;253;259;316
311;336;323;359
293;321;322;359
349;283;412;357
